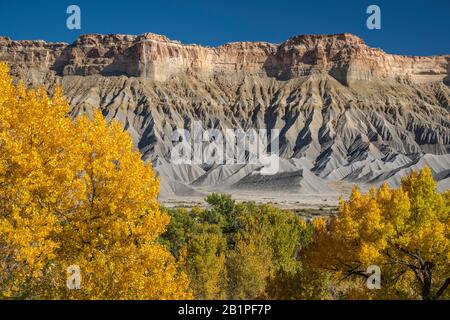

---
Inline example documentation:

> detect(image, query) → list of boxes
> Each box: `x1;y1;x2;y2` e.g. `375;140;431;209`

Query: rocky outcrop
268;34;449;85
0;36;67;85
2;33;449;84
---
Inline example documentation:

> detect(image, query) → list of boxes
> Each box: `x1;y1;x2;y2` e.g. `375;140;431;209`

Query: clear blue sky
0;0;449;56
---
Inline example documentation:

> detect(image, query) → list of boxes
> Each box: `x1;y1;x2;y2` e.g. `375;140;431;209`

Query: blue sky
0;0;449;56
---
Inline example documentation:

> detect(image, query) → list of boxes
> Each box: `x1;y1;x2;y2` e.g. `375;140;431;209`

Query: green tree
186;224;227;299
226;214;272;299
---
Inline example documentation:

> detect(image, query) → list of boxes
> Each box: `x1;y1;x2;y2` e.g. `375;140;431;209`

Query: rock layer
2;33;449;84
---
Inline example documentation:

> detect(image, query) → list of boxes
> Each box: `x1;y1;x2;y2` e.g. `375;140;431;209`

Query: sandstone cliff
2;33;449;84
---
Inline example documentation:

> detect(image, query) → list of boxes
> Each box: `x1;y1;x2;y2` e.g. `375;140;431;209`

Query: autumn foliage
0;62;448;300
0;63;190;299
303;168;450;300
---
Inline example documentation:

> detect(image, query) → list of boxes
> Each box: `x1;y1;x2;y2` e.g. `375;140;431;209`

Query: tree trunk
421;262;434;300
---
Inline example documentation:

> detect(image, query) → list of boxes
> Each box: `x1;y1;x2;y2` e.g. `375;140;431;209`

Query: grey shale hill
1;33;449;204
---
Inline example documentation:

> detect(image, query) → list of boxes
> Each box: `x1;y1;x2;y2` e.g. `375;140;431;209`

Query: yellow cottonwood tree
0;62;191;299
303;167;449;300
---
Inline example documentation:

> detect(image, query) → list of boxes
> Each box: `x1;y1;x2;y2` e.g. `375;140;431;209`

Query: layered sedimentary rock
2;33;449;83
1;32;449;198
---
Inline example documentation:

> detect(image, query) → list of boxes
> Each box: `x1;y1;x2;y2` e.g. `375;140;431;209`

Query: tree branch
436;277;450;299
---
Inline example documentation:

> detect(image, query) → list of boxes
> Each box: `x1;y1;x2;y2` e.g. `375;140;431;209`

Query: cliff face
270;34;449;85
1;33;449;198
1;33;448;84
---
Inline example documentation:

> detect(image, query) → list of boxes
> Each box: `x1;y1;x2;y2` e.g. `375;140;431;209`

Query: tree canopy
0;62;191;299
302;168;450;300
